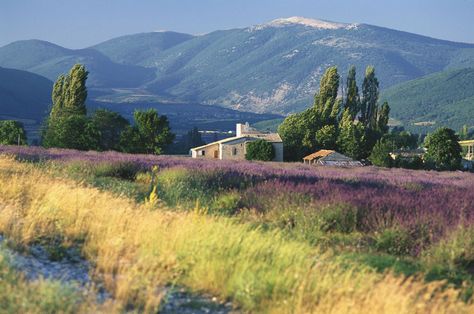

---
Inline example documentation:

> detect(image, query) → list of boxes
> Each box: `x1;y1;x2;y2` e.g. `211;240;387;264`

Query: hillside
91;31;194;65
141;19;474;113
381;67;474;132
0;67;52;121
1;17;474;121
0;40;155;88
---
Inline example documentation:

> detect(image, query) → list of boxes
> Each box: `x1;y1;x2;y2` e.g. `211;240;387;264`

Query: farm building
303;150;364;167
191;123;283;161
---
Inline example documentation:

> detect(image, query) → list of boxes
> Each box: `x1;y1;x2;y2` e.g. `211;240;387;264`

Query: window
200;150;205;156
232;147;238;155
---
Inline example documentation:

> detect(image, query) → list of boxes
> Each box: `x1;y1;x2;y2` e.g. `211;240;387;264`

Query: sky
1;0;474;48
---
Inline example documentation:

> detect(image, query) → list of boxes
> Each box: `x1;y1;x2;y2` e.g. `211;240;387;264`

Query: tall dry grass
0;157;472;313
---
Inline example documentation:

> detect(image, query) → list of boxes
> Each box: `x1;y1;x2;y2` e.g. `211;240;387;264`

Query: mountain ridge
1;17;474;129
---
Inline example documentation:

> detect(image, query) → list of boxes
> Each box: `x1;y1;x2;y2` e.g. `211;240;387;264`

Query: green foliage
43;64;93;149
0;248;83;313
246;139;275;161
90;109;130;151
368;140;393;168
315;125;338;150
122;109;175;155
374;228;413;256
382;67;474;132
0;120;27;145
280;66;390;161
42;115;100;150
337;110;367;160
424;127;462;170
360;66;379;129
344;66;360;119
422;226;474;276
394;155;425;170
50;64;88;120
317;205;358;234
382;129;418;150
376;102;390;134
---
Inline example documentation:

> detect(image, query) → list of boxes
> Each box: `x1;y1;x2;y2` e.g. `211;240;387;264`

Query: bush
246;139;275;161
374;228;413;256
317;205;359;233
422;226;474;274
368;140;392;167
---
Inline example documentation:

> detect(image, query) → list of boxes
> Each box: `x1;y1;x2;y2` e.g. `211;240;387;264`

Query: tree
0;120;27;145
316;125;338;150
246;139;275;161
360;66;379;129
344;66;360;119
368;140;393;167
120;109;175;154
424;127;462;171
43;64;90;148
90;109;130;151
50;64;88;120
279;67;341;160
337;110;367;160
376;101;390;134
43;115;99;150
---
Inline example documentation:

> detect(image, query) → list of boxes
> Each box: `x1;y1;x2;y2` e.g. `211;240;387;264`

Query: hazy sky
1;0;474;48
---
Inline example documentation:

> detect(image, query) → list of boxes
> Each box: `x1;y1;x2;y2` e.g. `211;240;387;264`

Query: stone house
191;123;283;162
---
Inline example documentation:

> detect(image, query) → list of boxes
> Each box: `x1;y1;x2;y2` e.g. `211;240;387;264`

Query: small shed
303;150;364;167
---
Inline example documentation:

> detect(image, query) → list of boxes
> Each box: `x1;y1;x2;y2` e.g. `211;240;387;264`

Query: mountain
0;40;155;88
91;31;194;65
1;17;474;120
140;18;474;113
0;67;52;122
381;67;474;132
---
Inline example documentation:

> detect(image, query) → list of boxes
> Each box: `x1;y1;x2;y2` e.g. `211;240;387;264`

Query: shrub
422;226;474;274
374;228;413;256
368;140;393;167
317;205;359;233
246;139;275;161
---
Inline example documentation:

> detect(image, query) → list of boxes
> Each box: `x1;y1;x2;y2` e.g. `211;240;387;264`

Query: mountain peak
255;16;358;30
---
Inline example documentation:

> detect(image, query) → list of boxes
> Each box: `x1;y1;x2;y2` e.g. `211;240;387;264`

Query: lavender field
1;145;474;312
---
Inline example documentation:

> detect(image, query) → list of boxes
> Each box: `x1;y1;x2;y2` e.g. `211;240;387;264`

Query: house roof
303;150;336;161
191;133;282;151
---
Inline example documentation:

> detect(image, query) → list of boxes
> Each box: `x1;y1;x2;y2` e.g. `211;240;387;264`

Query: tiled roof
303;150;335;161
191;133;282;151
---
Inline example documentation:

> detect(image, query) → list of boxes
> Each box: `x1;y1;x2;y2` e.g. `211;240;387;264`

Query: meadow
0;145;473;313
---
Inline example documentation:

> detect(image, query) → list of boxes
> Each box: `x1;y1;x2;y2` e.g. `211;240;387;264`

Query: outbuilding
303;150;363;167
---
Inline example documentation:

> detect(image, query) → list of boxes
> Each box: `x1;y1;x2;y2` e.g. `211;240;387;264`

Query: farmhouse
191;123;283;161
303;150;364;167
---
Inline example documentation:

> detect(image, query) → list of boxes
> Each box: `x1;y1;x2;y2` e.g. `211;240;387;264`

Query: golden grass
0;157;472;313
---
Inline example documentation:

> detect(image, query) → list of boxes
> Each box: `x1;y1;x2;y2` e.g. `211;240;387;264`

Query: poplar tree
43;64;90;148
360;66;379;129
344;66;359;119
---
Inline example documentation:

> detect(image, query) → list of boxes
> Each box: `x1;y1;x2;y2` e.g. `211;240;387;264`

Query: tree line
279;65;390;161
0;64;205;154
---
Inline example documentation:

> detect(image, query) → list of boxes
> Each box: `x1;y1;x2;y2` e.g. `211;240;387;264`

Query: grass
0;157;473;313
0;246;86;313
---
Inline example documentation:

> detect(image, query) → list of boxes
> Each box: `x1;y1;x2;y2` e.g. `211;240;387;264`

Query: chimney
236;123;243;137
